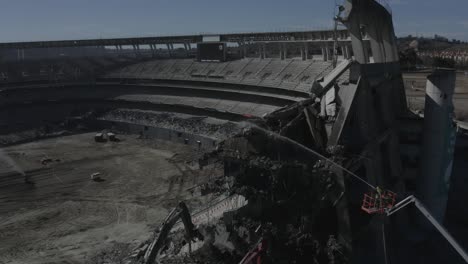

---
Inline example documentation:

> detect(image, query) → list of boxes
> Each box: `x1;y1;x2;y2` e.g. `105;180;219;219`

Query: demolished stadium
1;0;468;263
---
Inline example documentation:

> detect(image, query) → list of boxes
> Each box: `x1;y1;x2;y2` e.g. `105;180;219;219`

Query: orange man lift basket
361;189;397;214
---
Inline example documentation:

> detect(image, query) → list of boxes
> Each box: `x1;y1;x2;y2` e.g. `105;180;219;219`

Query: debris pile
128;104;350;263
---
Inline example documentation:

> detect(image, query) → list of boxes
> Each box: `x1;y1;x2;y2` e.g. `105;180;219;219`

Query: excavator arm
144;202;203;264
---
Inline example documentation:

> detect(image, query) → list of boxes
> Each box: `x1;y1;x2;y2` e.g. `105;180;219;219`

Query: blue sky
0;0;467;42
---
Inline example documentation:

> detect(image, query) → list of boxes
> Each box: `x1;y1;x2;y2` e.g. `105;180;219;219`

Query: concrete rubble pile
126;99;349;264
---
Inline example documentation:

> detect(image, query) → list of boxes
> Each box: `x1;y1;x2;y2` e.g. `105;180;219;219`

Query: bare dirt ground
0;133;219;264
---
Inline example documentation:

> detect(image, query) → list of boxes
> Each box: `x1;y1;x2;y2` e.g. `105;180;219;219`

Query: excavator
143;201;204;264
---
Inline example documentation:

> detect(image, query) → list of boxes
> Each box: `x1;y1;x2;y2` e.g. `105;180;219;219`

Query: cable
248;124;377;190
307;146;377;190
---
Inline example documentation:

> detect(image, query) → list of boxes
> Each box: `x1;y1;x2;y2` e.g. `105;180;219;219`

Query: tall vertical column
367;19;385;63
283;43;288;60
304;43;309;60
418;69;457;223
132;44;137;57
238;42;243;58
326;45;331;61
150;44;155;57
279;43;283;60
183;43;190;57
321;46;326;61
259;43;263;59
243;42;247;58
381;18;399;62
341;0;370;64
262;43;267;59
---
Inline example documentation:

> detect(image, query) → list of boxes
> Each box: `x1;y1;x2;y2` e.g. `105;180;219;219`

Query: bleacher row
116;94;279;118
105;58;349;93
0;56;135;84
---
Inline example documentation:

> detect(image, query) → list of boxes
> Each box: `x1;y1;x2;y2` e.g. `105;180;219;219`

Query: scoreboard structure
197;35;226;62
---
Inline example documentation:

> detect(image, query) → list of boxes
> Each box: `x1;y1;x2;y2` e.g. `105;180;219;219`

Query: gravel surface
0;133;222;264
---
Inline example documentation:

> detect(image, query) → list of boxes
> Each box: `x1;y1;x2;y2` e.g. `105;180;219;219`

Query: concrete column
154;44;158;56
381;19;399;62
237;42;243;58
367;21;385;63
135;44;141;57
166;43;172;57
183;43;190;57
279;43;283;59
149;44;155;57
321;46;326;61
326;45;331;61
300;46;305;61
258;43;266;59
344;5;370;64
283;43;288;59
418;69;457;223
304;43;309;60
242;42;248;58
259;44;263;59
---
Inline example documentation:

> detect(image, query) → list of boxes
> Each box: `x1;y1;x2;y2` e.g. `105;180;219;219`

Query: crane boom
386;195;468;263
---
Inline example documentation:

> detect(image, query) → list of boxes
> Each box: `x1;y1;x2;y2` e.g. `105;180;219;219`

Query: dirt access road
0;133;217;264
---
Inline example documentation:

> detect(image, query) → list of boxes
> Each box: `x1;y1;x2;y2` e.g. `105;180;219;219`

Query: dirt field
0;133;218;264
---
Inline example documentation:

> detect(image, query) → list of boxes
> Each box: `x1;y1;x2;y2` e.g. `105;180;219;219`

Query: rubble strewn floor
129;125;348;264
0;133;222;264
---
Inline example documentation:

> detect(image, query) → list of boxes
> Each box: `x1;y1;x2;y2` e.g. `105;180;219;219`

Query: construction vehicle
144;202;203;264
94;132;106;142
362;191;468;263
